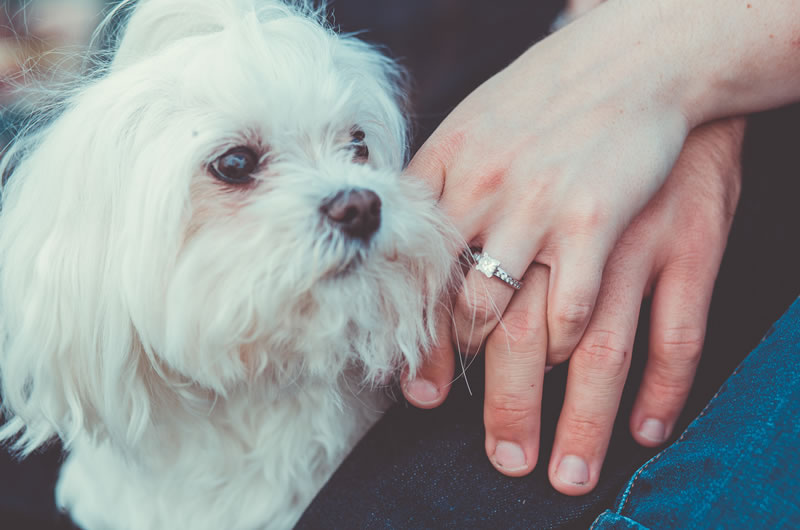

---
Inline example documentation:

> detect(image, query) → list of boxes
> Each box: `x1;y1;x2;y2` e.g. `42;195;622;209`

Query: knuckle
554;301;594;331
485;394;535;431
469;166;510;199
455;338;482;357
644;374;691;406
573;329;629;376
560;414;608;447
456;285;500;326
663;253;705;277
547;349;572;366
516;167;558;208
494;309;544;351
563;197;612;236
657;326;705;365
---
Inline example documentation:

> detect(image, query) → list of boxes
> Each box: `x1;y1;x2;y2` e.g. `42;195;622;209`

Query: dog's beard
161;158;456;392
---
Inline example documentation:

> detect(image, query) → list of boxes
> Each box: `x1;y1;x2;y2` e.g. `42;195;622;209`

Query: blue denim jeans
590;297;800;529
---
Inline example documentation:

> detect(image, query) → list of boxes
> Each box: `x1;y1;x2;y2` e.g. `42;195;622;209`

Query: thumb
405;130;465;201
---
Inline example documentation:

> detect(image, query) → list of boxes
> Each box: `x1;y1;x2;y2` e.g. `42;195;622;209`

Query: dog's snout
321;188;382;241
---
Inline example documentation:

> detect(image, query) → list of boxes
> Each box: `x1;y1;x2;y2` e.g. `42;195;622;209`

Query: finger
549;253;648;495
405;127;463;202
484;264;549;476
629;255;718;446
452;238;535;356
402;301;455;408
546;237;610;365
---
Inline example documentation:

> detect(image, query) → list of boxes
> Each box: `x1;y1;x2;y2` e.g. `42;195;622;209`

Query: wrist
550;0;800;128
659;0;800;125
685;118;746;174
539;0;705;127
681;117;745;225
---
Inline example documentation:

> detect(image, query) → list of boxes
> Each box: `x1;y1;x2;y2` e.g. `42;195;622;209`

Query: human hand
403;0;694;406
406;114;744;494
546;118;744;493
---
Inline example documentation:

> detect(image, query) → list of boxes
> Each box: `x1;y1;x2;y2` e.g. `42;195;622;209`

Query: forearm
540;0;800;129
676;0;800;125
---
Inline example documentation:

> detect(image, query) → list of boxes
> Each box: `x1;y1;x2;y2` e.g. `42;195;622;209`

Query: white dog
0;1;457;528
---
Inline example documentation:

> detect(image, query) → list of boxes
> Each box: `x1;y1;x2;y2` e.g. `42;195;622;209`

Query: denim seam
588;509;611;530
612;359;748;519
588;510;609;530
589;511;651;530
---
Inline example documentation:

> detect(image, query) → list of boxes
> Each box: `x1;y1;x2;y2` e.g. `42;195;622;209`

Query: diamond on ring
475;254;500;278
472;251;523;290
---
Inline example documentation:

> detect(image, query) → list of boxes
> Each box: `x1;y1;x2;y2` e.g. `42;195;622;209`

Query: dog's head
0;0;457;452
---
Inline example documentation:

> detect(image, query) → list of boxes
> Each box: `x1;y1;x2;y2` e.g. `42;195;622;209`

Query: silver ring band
472;252;523;290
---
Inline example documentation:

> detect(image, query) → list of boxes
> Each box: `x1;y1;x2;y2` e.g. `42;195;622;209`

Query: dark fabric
593;297;800;529
591;512;649;530
0;436;77;529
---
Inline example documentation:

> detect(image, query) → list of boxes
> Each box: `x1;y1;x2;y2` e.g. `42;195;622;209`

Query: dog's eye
210;147;258;185
350;129;369;162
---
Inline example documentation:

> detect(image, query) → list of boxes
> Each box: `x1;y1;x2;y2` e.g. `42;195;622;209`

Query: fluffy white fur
0;1;458;528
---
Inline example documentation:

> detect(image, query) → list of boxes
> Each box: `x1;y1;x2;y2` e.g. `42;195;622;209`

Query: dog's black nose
321;188;382;241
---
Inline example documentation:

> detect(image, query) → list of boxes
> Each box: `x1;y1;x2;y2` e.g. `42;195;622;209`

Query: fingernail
556;455;590;485
493;441;527;471
638;418;667;443
544;365;554;373
404;379;440;405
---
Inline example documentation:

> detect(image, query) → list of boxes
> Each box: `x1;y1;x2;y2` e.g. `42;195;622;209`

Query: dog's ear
0;83;174;455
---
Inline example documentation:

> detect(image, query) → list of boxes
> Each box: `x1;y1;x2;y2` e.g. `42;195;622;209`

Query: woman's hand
403;0;695;404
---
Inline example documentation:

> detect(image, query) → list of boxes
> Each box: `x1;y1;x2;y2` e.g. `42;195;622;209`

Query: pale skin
402;0;800;494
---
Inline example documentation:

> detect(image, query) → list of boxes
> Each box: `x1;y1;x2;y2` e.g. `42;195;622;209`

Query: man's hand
546;118;744;493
